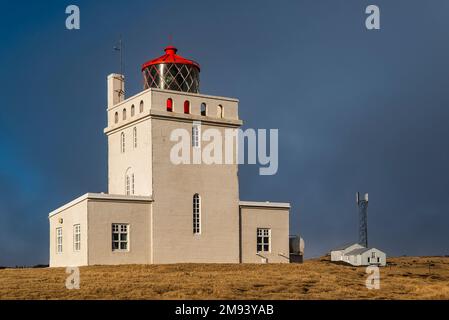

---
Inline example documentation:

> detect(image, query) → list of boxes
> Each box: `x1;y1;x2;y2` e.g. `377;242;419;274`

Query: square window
112;223;129;252
256;228;270;253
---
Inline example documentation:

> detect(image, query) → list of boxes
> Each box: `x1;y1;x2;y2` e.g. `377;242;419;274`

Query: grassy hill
0;256;448;299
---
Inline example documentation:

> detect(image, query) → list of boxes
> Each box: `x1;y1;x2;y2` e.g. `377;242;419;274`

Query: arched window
200;103;207;116
121;132;125;153
114;112;119;124
131;105;135;117
184;100;190;114
217;105;224;118
166;98;173;112
193;194;201;234
133;127;137;148
139;100;144;113
122;108;127;120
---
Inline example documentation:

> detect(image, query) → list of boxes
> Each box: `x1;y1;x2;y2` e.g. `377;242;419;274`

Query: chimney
107;74;125;108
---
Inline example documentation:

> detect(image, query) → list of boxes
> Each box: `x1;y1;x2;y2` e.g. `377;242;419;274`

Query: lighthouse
48;45;292;267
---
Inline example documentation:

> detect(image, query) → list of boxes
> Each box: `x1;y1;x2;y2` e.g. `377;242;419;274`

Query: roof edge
48;193;153;218
239;201;291;209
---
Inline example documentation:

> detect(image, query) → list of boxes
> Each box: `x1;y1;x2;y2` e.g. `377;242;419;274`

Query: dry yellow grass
0;256;448;300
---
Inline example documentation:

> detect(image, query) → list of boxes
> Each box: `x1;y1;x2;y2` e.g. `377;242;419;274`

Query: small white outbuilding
330;243;386;266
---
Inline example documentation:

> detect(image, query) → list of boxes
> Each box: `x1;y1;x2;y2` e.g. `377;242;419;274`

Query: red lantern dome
141;46;200;93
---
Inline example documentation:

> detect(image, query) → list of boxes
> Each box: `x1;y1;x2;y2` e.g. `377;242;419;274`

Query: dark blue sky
1;0;449;265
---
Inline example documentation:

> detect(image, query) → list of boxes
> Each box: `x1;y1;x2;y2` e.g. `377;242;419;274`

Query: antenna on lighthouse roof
113;35;125;98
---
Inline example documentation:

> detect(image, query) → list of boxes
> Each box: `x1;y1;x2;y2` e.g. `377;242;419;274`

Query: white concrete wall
49;195;88;267
87;198;152;265
361;248;387;266
150;116;241;263
240;204;290;263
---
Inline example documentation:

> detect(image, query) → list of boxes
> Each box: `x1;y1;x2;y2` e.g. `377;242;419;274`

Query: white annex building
49;46;299;267
330;243;386;266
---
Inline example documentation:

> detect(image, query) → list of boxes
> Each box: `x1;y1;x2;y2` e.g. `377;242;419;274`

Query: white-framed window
73;224;81;252
112;223;129;251
56;227;63;254
133;127;137;148
192;122;201;148
257;228;270;252
121;132;125;153
193;194;201;234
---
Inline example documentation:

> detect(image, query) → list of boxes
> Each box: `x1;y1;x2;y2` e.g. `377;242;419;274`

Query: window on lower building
73;224;81;252
377;257;380;263
193;194;201;234
56;227;63;254
112;224;129;251
133;127;137;148
257;228;270;252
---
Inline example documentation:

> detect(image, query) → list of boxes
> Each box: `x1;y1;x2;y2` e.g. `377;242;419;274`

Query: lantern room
141;46;200;93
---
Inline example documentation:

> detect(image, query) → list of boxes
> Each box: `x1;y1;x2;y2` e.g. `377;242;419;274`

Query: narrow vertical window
193;194;201;234
126;174;130;195
200;103;207;116
133;127;137;148
132;174;135;195
112;223;129;251
121;132;125;153
73;224;81;252
166;98;173;112
56;227;63;254
184;100;190;114
139;100;144;113
217;105;224;118
192;123;200;148
257;228;270;252
122;108;127;120
131;105;135;117
114;112;119;124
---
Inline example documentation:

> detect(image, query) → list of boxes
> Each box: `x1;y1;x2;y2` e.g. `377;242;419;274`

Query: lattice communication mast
356;192;369;248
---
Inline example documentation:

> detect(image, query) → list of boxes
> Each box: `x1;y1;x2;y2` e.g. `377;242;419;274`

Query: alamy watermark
365;265;380;290
65;5;80;30
65;267;80;290
170;123;279;176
